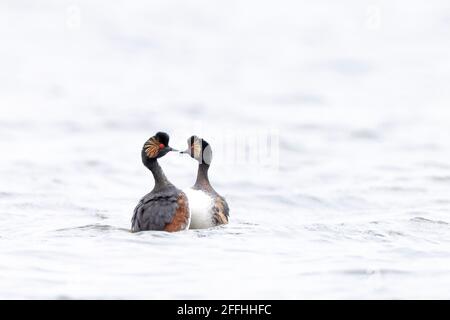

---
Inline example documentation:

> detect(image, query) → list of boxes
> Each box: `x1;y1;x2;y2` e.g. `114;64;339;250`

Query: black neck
194;163;216;194
142;152;172;191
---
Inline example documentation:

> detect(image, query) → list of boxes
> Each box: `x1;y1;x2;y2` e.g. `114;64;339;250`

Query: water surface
1;0;450;299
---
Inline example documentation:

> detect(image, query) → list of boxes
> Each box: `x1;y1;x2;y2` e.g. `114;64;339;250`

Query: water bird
131;132;190;232
181;136;229;229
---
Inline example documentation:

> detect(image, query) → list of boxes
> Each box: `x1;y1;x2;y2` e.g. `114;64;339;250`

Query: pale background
1;0;450;299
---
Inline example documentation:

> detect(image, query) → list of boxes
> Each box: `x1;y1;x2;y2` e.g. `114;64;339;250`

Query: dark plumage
131;132;190;232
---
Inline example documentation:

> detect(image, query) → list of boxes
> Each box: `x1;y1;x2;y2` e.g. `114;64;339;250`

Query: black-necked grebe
181;136;229;229
131;132;190;232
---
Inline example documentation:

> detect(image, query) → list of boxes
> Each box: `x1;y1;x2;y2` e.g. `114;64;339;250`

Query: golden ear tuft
187;136;202;160
144;136;160;158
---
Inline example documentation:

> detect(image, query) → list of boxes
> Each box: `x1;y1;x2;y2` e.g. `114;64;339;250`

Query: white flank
183;188;215;229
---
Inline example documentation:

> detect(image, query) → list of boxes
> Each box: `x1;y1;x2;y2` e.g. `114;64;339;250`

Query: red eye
159;143;165;149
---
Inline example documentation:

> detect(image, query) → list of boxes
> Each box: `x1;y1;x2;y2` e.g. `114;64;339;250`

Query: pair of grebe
131;132;229;232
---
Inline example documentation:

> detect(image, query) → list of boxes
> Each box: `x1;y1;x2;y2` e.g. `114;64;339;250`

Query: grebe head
181;135;212;165
142;132;177;159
